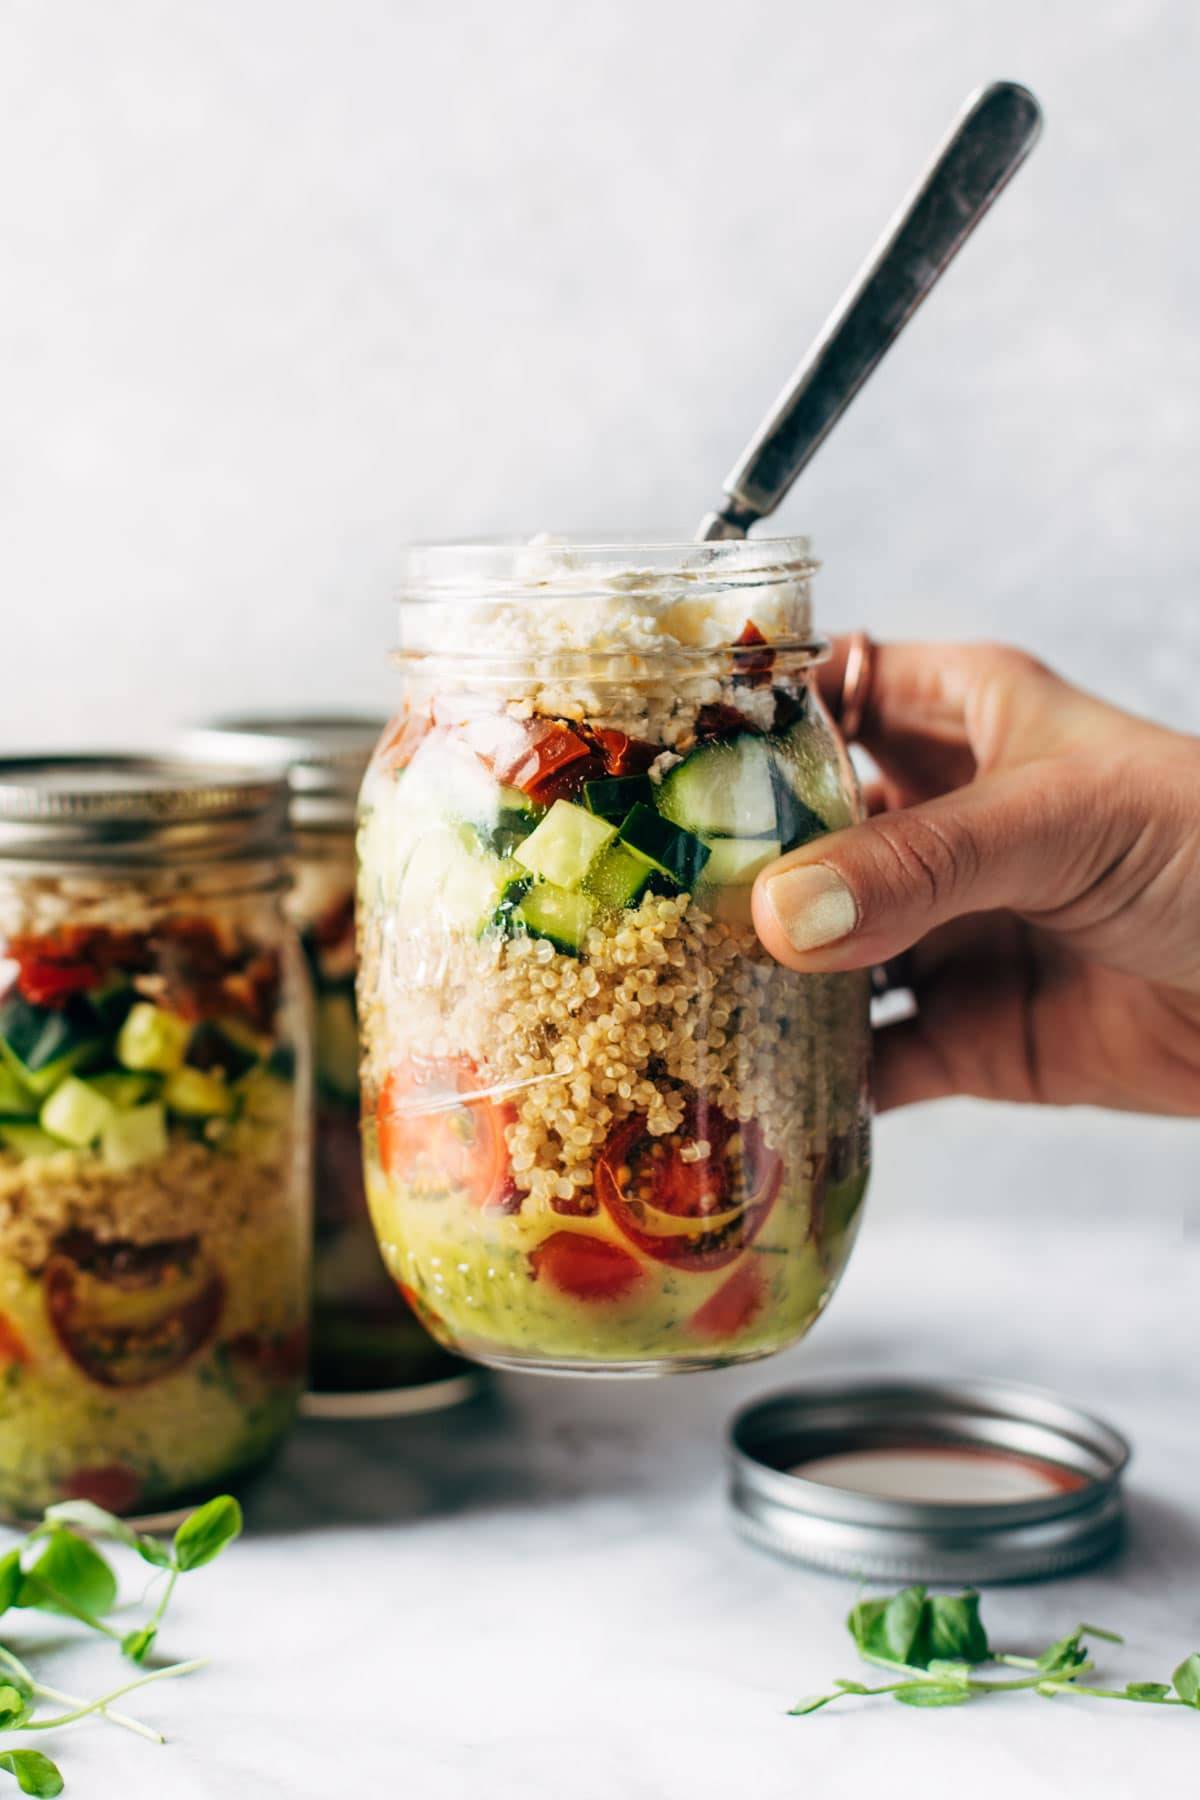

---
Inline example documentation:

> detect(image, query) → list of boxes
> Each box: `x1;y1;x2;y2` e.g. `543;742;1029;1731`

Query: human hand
752;640;1200;1115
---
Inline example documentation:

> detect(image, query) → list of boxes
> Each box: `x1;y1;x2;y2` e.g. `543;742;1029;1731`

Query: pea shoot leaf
0;1555;22;1619
1172;1655;1200;1708
44;1501;172;1570
0;1751;63;1798
1126;1682;1171;1701
881;1587;929;1663
1036;1629;1090;1675
846;1596;890;1658
925;1592;989;1665
19;1530;117;1620
848;1586;989;1671
121;1626;157;1666
172;1495;242;1573
0;1685;30;1732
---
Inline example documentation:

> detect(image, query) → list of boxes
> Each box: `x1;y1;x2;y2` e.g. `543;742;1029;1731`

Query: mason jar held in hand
357;539;871;1374
0;758;311;1515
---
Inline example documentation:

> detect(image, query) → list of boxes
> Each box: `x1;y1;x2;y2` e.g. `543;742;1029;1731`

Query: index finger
817;636;1075;773
818;636;977;748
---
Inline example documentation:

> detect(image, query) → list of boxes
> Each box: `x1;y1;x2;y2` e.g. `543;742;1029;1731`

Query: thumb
751;758;1133;971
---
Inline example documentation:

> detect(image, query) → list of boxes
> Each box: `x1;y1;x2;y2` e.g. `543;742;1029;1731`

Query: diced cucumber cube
658;736;779;838
693;836;780;930
0;1064;37;1120
584;774;654;821
586;844;654;914
90;1071;160;1111
514;801;617;890
476;808;541;858
618;804;711;890
399;828;524;936
769;759;828;851
0;1123;66;1160
496;784;543;816
101;1102;169;1171
163;1067;235;1119
700;836;781;887
40;1076;115;1148
116;1004;191;1073
7;1042;103;1100
772;722;850;835
316;990;360;1101
0;992;103;1094
513;883;595;955
468;787;544;857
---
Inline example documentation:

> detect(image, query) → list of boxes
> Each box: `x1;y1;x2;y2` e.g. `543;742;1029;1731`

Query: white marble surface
10;1177;1196;1797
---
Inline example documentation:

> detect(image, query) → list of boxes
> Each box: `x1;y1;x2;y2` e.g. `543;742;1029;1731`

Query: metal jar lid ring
0;755;290;866
728;1377;1131;1585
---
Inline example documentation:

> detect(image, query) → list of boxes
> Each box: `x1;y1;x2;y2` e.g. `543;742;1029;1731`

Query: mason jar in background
189;718;480;1414
0;756;311;1518
357;538;872;1376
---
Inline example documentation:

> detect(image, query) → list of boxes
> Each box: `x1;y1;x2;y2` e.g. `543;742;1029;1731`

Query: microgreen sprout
0;1493;242;1790
791;1586;1200;1718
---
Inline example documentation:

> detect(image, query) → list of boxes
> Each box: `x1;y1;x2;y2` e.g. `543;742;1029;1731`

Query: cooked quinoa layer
0;1133;303;1272
498;666;781;753
361;891;868;1213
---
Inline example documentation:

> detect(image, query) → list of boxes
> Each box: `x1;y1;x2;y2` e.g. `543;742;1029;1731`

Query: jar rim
394;533;817;602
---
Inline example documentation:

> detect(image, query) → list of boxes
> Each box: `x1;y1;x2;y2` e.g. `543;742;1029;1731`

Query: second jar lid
186;717;384;831
0;754;290;866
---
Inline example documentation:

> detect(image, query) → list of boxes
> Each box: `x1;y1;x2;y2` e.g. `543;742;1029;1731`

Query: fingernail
761;864;857;952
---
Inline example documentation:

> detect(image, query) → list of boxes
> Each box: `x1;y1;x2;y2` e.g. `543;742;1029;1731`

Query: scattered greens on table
792;1584;1200;1718
0;1493;241;1794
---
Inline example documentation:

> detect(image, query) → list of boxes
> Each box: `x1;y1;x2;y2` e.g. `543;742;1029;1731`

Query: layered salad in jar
187;717;471;1405
0;874;309;1515
358;540;871;1373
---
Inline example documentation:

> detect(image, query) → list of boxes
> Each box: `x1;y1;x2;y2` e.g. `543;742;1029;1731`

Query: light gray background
1;1;1195;1214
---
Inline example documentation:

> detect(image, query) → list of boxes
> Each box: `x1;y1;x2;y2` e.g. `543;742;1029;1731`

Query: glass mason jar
189;718;477;1411
0;756;311;1516
357;538;872;1376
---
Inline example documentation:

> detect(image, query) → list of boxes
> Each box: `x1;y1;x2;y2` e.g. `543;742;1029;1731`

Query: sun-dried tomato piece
732;620;776;689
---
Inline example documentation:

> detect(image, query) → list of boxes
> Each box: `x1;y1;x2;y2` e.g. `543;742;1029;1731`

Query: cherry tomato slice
529;1230;643;1302
595;1097;782;1273
377;1058;519;1212
688;1259;767;1341
44;1233;225;1388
